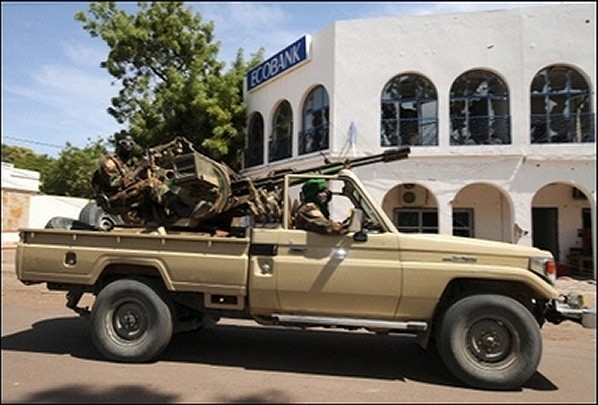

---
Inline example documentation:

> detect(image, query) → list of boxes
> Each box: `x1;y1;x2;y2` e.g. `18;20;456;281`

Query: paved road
2;246;596;403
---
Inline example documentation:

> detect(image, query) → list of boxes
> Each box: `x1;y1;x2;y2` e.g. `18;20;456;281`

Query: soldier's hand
139;156;151;170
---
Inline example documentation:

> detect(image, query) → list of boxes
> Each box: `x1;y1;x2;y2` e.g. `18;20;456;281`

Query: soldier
294;178;350;235
91;131;156;224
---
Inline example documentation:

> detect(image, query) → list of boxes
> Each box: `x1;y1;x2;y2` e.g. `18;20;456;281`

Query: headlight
529;256;557;285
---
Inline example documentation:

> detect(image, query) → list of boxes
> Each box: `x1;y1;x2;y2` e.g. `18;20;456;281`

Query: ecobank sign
246;35;311;91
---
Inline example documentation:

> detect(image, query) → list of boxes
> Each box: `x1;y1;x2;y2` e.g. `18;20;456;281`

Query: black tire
44;216;96;230
79;201;123;231
90;278;173;363
435;294;542;390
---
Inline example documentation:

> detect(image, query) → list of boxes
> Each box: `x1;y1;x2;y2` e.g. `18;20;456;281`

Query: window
450;70;511;145
269;100;293;162
453;209;474;237
300;86;330;155
394;208;438;233
530;65;594;143
381;74;438;146
245;113;264;168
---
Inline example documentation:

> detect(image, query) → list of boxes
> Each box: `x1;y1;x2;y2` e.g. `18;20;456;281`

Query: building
242;3;596;278
1;163;89;245
1;162;40;244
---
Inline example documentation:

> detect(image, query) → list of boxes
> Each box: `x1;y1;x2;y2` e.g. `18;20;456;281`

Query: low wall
2;195;90;247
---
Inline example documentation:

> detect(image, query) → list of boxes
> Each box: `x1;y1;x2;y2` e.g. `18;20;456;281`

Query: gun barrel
235;146;411;192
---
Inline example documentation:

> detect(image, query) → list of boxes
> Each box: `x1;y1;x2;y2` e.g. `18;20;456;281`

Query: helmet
302;178;328;203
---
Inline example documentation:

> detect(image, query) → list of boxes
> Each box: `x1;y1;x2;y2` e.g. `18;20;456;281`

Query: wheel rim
112;301;149;341
467;319;514;364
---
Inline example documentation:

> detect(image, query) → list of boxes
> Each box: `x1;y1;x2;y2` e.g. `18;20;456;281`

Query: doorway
532;207;559;261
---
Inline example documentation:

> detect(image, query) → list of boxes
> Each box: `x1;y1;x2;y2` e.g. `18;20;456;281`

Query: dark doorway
532;207;559;261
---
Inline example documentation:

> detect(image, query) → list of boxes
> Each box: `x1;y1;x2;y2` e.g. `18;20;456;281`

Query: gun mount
94;136;410;232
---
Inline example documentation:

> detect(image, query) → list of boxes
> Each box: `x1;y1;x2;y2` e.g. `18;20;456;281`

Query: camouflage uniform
294;178;349;235
92;133;168;224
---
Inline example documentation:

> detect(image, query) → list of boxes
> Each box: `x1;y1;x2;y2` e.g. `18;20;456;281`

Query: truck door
248;175;402;318
272;228;402;318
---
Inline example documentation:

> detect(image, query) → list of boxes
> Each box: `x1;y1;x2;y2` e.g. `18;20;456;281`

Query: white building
242;3;596;278
1;163;89;245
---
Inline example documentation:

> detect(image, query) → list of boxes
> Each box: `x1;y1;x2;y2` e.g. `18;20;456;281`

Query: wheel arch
429;278;547;340
94;262;171;294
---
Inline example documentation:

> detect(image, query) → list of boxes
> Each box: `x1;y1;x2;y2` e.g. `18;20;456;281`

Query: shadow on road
2;317;558;392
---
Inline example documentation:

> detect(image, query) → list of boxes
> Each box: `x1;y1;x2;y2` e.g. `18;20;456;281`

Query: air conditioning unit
400;186;428;206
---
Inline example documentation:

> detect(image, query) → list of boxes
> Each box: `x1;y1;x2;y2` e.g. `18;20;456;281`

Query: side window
289;177;384;232
530;65;594;143
269;100;293;162
453;209;474;237
394;208;439;233
450;70;511;145
381;74;438;147
245;113;264;168
300;86;330;155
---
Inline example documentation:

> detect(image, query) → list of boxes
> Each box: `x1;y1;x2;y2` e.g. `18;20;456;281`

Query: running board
271;314;427;332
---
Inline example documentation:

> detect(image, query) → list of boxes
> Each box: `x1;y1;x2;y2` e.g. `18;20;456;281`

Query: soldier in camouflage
294;178;350;235
92;131;167;224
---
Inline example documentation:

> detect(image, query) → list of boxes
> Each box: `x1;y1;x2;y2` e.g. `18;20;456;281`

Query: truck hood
398;233;552;261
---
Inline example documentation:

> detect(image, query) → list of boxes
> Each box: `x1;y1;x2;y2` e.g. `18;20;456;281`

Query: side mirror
348;208;363;233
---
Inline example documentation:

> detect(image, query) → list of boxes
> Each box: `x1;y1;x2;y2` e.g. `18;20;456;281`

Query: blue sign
246;36;310;91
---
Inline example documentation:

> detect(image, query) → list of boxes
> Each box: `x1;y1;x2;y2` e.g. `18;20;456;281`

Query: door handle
289;246;307;253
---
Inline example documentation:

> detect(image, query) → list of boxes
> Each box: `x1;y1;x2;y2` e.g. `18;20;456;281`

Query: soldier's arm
295;204;348;235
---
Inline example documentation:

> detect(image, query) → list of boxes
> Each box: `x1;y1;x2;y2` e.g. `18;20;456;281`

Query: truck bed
16;228;251;298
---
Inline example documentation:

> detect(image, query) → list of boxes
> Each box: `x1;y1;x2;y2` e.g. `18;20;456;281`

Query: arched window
269;100;293;162
381;74;438;146
245;113;264;168
450;70;511;145
300;86;330;155
530;65;594;143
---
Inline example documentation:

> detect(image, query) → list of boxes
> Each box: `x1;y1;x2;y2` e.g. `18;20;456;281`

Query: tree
1;144;53;174
41;139;108;198
75;1;263;170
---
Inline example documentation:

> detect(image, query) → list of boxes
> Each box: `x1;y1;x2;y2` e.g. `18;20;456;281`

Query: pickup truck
15;161;595;390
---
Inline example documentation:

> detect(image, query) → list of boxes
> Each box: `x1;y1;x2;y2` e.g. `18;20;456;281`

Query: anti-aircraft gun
91;136;410;233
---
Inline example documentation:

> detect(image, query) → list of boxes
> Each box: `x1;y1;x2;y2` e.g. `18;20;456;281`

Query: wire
2;136;63;150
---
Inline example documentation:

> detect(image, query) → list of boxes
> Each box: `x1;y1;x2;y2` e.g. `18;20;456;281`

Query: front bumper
546;292;596;329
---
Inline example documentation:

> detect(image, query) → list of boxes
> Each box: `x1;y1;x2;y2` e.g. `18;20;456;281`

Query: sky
2;1;557;158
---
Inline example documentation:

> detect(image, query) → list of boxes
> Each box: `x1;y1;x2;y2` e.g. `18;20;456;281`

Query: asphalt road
2;246;596;403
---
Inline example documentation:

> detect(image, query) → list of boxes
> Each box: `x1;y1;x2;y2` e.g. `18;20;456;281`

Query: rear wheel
435;294;542;390
90;278;173;363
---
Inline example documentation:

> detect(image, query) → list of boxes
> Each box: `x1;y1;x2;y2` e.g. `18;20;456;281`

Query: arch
453;183;513;242
299;85;330;155
244;112;264;168
382;183;439;233
450;69;511;145
268;100;293;163
380;73;438;147
530;64;594;143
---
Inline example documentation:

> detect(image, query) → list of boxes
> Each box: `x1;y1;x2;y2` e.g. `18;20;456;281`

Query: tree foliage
40;139;108;198
2;139;108;198
1;144;52;173
75;1;264;170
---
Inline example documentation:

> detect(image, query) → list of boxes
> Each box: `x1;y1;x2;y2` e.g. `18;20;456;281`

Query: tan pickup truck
16;166;595;391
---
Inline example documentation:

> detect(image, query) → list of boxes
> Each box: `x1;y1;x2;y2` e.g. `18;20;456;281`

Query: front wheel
90;278;173;363
435;294;542;390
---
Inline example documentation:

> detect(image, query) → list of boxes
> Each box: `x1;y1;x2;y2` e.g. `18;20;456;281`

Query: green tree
1;144;53;173
41;139;108;198
75;1;263;170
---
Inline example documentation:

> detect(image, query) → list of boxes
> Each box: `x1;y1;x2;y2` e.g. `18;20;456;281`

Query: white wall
27;195;90;228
